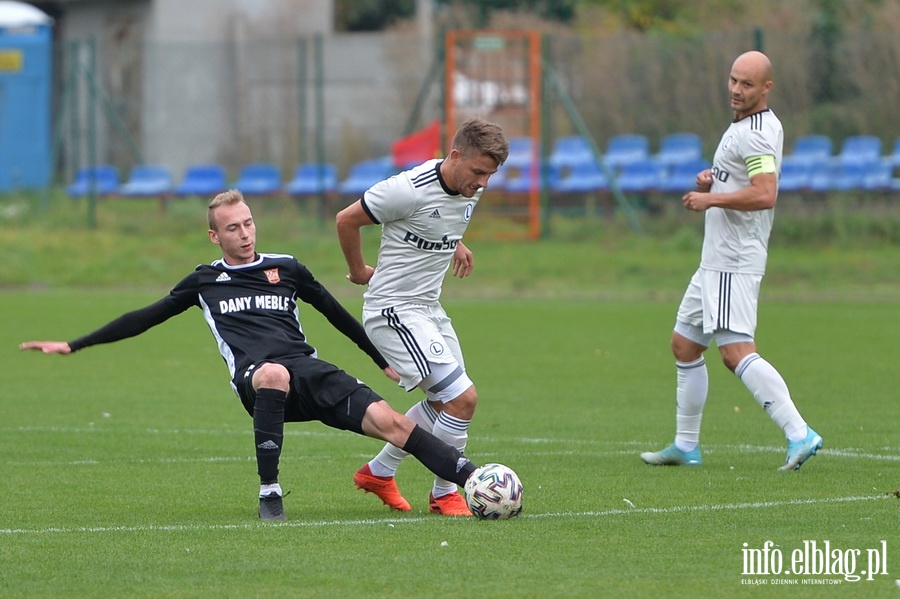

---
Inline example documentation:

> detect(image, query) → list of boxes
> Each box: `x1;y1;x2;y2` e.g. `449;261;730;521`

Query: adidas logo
257;440;280;450
456;457;469;472
429;209;441;219
216;272;231;282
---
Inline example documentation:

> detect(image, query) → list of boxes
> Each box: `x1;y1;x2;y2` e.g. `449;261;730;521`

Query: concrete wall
50;0;441;181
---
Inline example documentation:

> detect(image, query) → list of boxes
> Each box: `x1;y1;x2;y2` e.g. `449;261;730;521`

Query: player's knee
671;332;704;363
444;385;477;420
363;401;414;444
720;347;748;372
721;355;740;372
252;363;291;391
718;339;755;372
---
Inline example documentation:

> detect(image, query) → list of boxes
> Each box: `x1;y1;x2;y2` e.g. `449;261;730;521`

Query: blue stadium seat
233;163;282;196
836;135;882;167
548;135;594;170
655;133;703;167
505;136;536;170
861;160;893;192
890;138;900;166
552;160;609;193
503;163;539;193
828;162;867;191
778;158;812;193
66;165;119;197
789;135;833;166
284;163;337;195
486;163;510;191
174;164;227;197
614;159;666;193
659;159;710;193
503;162;559;193
807;162;867;193
119;165;172;197
603;134;650;170
337;156;395;196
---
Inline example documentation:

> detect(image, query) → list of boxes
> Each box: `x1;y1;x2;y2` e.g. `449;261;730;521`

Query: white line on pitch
7;445;897;468
0;494;890;537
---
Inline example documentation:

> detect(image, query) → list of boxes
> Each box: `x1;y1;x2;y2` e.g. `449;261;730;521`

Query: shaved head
728;51;774;119
733;50;773;82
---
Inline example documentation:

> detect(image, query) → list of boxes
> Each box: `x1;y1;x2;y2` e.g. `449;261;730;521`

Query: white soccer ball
464;463;523;520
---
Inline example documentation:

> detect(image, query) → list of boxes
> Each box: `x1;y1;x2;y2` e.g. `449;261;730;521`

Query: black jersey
69;253;388;384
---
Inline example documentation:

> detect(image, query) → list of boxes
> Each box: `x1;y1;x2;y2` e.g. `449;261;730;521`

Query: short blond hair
207;189;245;230
452;117;510;166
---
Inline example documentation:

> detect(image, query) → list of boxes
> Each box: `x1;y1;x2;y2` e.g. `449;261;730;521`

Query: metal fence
55;28;900;191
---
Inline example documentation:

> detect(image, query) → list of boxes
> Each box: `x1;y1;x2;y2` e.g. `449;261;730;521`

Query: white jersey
361;159;480;308
701;109;783;275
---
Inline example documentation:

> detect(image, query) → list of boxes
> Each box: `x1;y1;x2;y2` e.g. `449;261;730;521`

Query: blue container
0;1;53;191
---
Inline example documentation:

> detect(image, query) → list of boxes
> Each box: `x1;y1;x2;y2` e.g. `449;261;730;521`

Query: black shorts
235;356;383;435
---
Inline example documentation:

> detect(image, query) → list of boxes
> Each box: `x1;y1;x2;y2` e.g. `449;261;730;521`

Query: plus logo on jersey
401;231;459;252
264;268;280;284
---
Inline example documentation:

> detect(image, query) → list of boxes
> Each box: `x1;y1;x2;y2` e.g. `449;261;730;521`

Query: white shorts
676;268;761;339
363;303;470;399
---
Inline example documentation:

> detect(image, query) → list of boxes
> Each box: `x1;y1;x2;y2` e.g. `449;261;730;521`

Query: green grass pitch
2;290;897;598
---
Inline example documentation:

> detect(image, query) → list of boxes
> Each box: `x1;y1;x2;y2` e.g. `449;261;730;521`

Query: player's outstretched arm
19;341;72;354
20;296;190;356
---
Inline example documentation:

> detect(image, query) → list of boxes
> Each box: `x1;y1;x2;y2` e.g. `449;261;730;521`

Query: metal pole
86;37;97;229
314;33;326;223
297;37;307;165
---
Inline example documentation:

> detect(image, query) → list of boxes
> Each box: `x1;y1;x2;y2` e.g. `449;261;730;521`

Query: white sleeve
362;174;416;224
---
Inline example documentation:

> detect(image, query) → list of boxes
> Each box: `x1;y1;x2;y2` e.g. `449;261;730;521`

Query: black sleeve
68;273;199;352
293;262;389;370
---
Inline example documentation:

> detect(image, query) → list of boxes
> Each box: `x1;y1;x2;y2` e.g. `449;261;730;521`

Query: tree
435;0;577;26
335;0;416;32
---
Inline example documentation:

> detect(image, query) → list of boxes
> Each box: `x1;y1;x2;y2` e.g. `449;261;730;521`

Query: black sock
253;387;286;485
402;425;477;486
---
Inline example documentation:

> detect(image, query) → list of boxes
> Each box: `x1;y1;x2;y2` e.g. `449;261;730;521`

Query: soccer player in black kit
20;190;479;521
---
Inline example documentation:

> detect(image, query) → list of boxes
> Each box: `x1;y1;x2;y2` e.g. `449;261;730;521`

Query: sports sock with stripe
431;411;470;496
368;400;437;477
253;387;286;485
736;352;807;441
402;424;475;487
674;356;708;452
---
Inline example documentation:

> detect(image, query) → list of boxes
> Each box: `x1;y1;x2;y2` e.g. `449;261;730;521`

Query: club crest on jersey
429;341;445;357
464;203;474;222
722;134;734;152
264;268;280;284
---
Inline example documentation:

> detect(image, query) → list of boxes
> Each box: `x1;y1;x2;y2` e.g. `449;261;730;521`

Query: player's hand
696;169;713;192
452;242;474;278
682;191;710;212
19;341;72;354
383;366;401;383
346;265;375;286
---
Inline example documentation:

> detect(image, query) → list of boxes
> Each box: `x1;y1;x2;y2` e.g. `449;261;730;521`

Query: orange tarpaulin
392;119;441;168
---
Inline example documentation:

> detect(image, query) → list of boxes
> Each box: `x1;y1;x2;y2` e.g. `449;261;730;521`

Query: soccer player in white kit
337;118;509;515
640;51;823;471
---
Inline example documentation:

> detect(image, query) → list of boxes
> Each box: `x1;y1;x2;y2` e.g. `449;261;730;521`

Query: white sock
736;353;807;442
674;357;708;452
431;411;469;497
259;482;282;498
368;400;437;477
